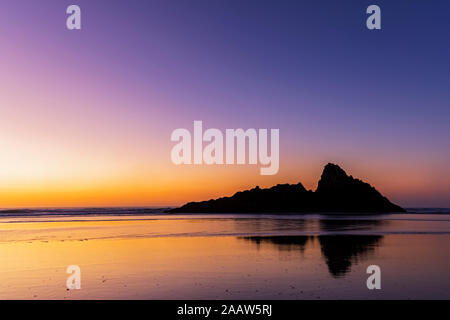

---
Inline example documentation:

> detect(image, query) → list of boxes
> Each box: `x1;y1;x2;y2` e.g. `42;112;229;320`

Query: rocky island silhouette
167;163;405;213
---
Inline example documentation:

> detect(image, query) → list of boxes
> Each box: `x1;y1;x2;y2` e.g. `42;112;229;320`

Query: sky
0;0;449;208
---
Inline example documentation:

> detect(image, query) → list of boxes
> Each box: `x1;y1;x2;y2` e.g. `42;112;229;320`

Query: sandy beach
1;212;449;299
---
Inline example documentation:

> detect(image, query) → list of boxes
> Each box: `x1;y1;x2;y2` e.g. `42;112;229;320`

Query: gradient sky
0;0;449;208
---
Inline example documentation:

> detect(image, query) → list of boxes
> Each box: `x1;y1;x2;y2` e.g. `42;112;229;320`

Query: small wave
0;207;170;217
0;208;449;221
407;208;450;214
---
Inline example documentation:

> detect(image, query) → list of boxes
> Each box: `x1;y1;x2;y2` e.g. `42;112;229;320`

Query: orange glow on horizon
0;157;447;208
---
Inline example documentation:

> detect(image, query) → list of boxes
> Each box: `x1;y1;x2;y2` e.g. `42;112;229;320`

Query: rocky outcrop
167;163;405;213
314;163;405;212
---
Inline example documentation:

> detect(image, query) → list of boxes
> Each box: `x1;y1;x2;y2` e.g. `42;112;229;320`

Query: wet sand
0;214;449;299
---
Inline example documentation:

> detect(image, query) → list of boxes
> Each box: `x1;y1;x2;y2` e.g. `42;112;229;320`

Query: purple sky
0;0;449;207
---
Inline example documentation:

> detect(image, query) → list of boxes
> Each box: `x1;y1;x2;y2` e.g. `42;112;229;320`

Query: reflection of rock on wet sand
316;219;383;277
317;235;382;277
242;236;314;253
241;234;382;278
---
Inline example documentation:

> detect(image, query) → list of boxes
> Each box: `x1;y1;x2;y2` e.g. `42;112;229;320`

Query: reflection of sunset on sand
1;214;450;299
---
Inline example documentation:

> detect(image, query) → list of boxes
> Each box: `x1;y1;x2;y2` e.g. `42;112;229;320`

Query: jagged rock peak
317;163;352;192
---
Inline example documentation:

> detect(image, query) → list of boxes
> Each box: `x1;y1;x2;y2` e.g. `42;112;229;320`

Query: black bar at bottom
0;300;447;319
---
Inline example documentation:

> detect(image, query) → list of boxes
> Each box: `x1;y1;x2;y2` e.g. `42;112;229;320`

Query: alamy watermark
366;265;381;290
170;121;279;175
66;265;81;290
66;5;81;30
65;4;381;31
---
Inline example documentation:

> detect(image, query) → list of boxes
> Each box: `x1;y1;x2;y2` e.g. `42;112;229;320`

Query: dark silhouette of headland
167;163;405;213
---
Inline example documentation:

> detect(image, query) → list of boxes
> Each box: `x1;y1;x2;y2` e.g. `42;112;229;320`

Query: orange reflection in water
0;217;450;299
